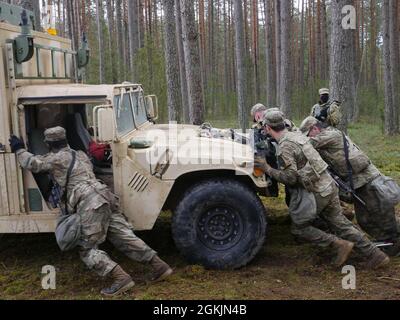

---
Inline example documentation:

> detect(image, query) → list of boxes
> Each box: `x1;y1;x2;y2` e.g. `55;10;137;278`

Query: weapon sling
341;133;367;206
62;150;76;215
342;133;354;191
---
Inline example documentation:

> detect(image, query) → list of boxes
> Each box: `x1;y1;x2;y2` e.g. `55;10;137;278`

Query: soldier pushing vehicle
254;111;390;269
9;127;173;296
300;117;400;256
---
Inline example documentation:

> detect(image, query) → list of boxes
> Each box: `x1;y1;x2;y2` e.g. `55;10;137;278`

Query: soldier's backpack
281;133;328;193
370;176;400;209
55;151;82;251
287;186;317;225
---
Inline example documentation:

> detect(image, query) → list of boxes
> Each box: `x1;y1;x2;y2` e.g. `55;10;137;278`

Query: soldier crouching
9;127;173;296
254;111;390;269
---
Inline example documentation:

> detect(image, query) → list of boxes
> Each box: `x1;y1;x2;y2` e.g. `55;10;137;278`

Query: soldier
254;111;390;268
9;127;173;296
264;107;298;132
311;88;342;127
250;103;268;128
300;117;400;255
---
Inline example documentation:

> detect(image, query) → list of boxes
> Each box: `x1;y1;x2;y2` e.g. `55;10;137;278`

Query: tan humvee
0;5;270;269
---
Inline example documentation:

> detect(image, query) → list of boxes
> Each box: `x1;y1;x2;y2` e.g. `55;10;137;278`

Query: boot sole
101;280;135;297
152;268;173;283
334;242;355;267
369;256;390;270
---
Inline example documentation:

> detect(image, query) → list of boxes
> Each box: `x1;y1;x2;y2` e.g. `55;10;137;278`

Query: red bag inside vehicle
89;141;109;162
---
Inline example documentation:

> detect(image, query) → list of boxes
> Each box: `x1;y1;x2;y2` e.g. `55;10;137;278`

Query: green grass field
0;122;399;300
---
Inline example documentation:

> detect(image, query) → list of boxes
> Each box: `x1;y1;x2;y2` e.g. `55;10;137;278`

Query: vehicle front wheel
172;179;267;269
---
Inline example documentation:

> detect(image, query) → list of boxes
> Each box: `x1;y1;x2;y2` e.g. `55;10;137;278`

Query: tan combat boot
101;265;135;296
366;250;390;269
150;255;173;282
332;239;355;267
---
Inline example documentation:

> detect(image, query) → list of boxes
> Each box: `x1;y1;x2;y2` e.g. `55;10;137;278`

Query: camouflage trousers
291;186;378;257
78;204;157;277
354;178;400;242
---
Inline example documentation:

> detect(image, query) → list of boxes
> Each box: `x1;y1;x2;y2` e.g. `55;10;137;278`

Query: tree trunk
329;0;356;131
280;0;291;117
369;0;377;90
298;0;305;87
175;0;190;123
389;0;399;133
128;0;139;81
383;0;395;135
274;0;281;105
321;0;329;80
163;0;181;122
107;0;117;84
199;0;206;93
264;0;276;107
95;0;105;83
233;0;247;131
223;0;229;102
251;0;259;101
180;0;205;125
116;0;124;81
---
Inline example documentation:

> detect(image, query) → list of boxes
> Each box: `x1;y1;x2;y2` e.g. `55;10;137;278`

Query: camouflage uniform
261;115;379;257
16;127;156;277
311;88;342;127
304;124;400;242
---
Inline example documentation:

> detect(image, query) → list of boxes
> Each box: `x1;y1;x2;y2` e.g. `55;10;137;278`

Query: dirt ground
0;122;399;300
0;203;399;300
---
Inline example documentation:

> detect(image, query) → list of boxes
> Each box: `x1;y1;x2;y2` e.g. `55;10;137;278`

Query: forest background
7;0;400;136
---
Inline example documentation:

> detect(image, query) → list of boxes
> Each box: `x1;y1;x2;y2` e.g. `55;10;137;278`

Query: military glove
9;135;25;153
254;157;271;172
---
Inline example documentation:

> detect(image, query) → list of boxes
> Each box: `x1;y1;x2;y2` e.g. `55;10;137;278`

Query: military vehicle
0;2;273;269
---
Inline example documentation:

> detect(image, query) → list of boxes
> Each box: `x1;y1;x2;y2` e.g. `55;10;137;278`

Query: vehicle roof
16;83;141;105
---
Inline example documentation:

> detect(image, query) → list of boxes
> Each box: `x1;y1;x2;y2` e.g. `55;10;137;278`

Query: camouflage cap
262;110;285;128
300;116;319;135
319;88;330;96
265;107;281;113
250;103;267;117
44;126;67;142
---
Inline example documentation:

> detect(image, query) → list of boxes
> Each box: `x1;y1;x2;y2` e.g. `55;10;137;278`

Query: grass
0;121;399;300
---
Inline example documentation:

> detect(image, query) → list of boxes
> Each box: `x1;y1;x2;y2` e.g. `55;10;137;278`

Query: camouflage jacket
311;101;342;127
309;127;380;189
264;131;334;196
16;146;110;213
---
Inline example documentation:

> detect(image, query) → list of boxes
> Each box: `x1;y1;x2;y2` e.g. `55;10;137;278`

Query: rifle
49;178;67;215
327;168;366;206
49;150;76;216
315;100;341;123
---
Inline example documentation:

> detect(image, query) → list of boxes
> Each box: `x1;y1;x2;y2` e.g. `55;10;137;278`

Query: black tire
172;179;267;269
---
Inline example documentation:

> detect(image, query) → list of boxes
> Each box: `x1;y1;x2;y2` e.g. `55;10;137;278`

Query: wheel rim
197;205;244;251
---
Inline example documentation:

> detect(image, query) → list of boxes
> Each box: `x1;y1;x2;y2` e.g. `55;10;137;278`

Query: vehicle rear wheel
172;179;267;269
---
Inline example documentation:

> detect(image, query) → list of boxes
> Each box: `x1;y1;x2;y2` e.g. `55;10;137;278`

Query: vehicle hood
132;124;255;170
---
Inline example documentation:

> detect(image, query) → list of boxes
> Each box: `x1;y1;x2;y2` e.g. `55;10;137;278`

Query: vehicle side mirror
145;95;158;121
94;106;114;142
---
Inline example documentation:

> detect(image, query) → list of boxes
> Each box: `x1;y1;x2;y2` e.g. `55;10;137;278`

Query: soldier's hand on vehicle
9;135;25;153
254;157;270;171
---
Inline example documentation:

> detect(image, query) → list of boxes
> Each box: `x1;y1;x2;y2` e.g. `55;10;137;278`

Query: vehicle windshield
132;91;148;127
114;90;148;136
